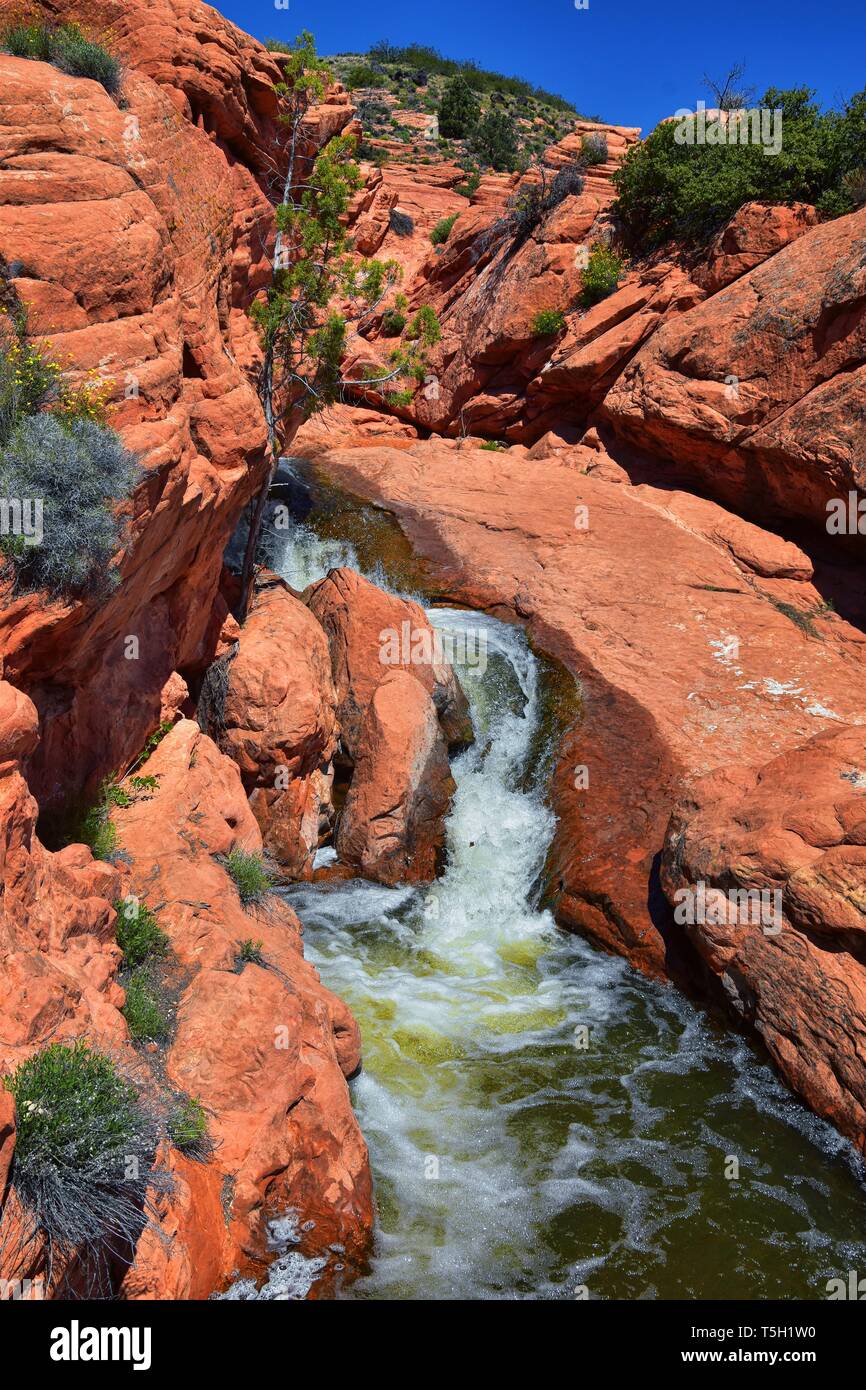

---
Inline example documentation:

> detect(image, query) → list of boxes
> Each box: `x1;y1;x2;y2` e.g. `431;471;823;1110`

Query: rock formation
2;0;866;1303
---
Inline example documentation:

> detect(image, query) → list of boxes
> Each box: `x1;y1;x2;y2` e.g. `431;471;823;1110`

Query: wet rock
336;670;455;884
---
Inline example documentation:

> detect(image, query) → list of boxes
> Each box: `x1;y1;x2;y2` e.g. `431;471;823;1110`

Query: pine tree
438;73;480;139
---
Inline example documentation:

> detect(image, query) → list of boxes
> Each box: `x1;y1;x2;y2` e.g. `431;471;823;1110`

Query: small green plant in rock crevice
431;213;459;246
235;938;265;971
0;1040;162;1279
167;1095;213;1161
114;899;170;970
532;309;567;336
219;849;274;907
122;970;170;1043
380;307;407;337
580;243;624;306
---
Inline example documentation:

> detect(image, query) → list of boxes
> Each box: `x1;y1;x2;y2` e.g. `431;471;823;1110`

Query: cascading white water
276;509;866;1301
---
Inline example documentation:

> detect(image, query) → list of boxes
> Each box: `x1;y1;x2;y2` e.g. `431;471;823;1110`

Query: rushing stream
271;487;866;1301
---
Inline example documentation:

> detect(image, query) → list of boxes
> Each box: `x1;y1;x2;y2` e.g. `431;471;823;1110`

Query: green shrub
438;73;480;139
613;84;866;251
78;797;120;862
1;22;122;95
581;243;624;305
532;309;567;336
406;305;441;348
473;109;520;171
0;413;136;596
220;848;274;906
167;1095;212;1159
2;1040;159;1265
0;322;59;443
235;938;265;970
380;308;407;337
345;62;386;89
431;214;459;246
480;440;508;451
123;970;170;1043
114;900;169;969
455;169;482;199
581;132;609;166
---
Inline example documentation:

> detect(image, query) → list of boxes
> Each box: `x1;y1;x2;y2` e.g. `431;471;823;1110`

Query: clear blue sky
219;0;865;135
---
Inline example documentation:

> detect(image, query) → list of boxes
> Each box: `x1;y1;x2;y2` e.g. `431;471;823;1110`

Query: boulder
336;670;455;883
219;576;338;879
307;567;472;757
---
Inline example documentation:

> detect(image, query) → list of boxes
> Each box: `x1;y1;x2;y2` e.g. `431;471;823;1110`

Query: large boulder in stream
308;568;472;884
336;670;456;884
219;574;338;880
308;567;472;757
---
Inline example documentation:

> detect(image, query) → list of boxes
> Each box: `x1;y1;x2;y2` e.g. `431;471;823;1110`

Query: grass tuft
219;849;274;907
114;900;169;969
167;1095;213;1161
122;970;170;1043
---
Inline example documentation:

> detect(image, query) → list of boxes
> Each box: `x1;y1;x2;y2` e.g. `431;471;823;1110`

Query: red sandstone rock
336;670;455;884
220;575;338;879
660;724;866;1151
293;402;419;455
0;0;368;1300
693;201;819;295
307;567;472;758
0;682;125;1077
0;0;354;813
109;719;374;1295
310;442;866;982
600;206;866;527
0;1091;15;1205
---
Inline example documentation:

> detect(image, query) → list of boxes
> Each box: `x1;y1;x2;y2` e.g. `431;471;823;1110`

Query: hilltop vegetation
614;84;866;252
303;40;595;172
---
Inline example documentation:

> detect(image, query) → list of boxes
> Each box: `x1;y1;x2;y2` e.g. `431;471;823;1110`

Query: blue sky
220;0;866;135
